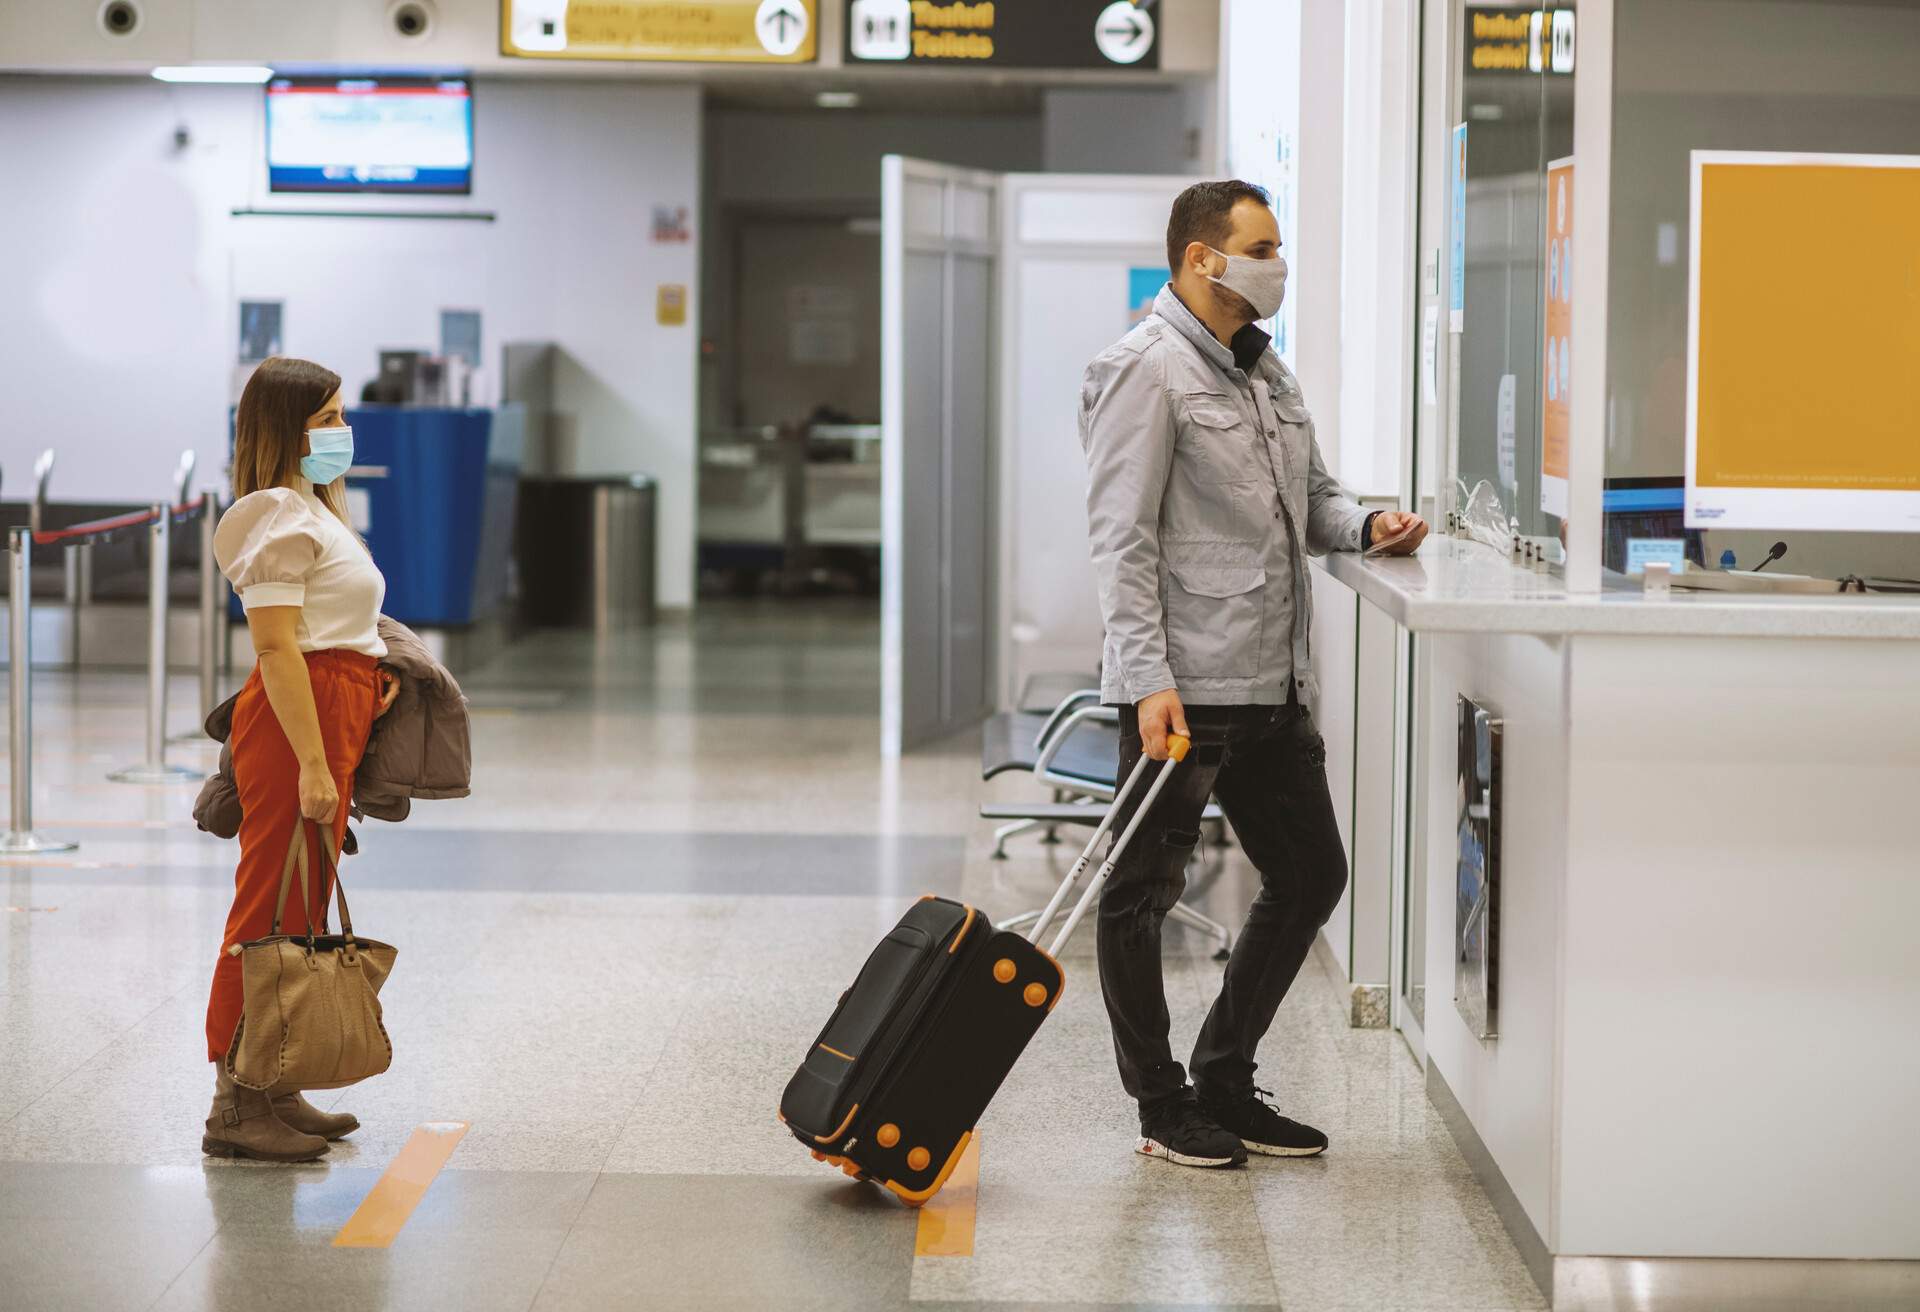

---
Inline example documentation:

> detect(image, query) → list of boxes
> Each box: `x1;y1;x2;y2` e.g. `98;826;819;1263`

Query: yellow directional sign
503;0;817;64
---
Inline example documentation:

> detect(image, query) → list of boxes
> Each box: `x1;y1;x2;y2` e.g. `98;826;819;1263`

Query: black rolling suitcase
778;734;1191;1206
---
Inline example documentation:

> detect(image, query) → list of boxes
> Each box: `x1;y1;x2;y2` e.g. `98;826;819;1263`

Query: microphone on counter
1751;541;1788;572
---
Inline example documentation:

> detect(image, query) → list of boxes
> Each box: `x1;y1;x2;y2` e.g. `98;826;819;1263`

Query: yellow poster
1540;157;1572;518
1686;153;1920;531
503;0;817;64
657;284;688;326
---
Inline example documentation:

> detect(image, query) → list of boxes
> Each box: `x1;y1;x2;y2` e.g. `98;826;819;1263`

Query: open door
880;156;999;756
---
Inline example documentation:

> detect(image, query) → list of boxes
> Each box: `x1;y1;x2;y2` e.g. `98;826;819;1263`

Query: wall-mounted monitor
266;77;473;194
1686;151;1920;533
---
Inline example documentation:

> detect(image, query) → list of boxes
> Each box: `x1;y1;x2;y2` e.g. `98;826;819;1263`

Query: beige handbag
224;820;397;1092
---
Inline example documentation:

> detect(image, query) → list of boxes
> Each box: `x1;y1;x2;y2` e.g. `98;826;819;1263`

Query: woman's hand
373;669;400;719
298;762;340;825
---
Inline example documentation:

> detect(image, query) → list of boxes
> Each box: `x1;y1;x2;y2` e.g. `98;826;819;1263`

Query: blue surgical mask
301;425;354;486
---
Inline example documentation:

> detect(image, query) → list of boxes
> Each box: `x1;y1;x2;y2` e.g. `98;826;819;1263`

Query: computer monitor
1604;478;1706;575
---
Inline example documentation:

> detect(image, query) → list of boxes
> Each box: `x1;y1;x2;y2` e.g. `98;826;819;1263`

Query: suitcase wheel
810;1150;826;1162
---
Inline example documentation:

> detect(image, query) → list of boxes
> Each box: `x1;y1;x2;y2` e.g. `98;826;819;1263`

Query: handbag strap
271;823;309;935
272;819;360;954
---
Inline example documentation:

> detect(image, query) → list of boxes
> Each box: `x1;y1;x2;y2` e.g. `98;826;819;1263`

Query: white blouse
214;484;387;659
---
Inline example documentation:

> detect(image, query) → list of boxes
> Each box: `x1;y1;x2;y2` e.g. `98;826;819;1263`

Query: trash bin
515;474;657;629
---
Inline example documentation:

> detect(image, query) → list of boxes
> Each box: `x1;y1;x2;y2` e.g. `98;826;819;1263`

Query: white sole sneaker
1136;1136;1243;1169
1242;1139;1327;1158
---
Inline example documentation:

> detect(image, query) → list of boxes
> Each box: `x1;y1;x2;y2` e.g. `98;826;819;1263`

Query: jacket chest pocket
1268;392;1314;523
1176;395;1260;485
1164;562;1264;679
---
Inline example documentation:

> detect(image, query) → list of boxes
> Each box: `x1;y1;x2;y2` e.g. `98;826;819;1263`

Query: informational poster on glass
1455;696;1501;1042
1686;152;1920;532
1541;156;1572;517
503;0;817;63
1127;265;1162;329
1448;123;1466;333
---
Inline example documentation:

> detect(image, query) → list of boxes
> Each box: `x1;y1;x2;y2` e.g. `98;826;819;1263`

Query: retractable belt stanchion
108;500;202;784
169;494;221;744
2;526;78;853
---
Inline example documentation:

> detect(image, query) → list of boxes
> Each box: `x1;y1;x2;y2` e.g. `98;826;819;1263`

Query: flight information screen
266;78;473;194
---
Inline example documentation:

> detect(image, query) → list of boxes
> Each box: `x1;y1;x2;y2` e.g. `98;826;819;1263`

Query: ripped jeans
1097;698;1350;1112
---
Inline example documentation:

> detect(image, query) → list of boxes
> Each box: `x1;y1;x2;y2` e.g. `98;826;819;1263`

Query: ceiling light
151;66;275;84
815;91;860;110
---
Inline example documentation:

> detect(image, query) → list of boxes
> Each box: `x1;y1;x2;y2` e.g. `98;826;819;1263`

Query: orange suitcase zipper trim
812;1102;860;1144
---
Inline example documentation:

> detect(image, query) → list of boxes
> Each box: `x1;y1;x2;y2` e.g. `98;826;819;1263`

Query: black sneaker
1137;1092;1248;1169
1200;1087;1329;1157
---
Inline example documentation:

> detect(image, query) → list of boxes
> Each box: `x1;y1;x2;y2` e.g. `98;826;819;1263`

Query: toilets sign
846;0;1158;69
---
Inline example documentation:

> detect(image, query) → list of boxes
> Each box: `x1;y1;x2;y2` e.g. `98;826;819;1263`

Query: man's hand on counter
1368;510;1429;557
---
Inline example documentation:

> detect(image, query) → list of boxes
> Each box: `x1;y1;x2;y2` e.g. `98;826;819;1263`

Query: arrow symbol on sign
1103;14;1145;43
767;4;799;39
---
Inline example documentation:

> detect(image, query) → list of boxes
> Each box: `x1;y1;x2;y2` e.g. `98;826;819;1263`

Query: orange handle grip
1166;734;1191;763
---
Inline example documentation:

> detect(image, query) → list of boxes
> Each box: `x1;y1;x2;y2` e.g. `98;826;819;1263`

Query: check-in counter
1311;538;1920;1289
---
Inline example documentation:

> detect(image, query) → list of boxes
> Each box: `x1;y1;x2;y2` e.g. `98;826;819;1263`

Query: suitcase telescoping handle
1027;733;1190;957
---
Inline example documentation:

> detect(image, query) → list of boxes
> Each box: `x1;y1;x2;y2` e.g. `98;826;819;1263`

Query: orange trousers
205;649;379;1063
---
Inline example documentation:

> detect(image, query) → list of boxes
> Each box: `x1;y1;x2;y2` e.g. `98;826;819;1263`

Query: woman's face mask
301;426;354;486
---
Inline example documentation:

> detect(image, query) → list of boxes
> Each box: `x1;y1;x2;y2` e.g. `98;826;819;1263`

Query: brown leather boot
203;1067;329;1162
271;1091;360;1141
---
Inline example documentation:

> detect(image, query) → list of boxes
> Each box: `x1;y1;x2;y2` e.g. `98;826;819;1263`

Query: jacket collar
1153;283;1301;399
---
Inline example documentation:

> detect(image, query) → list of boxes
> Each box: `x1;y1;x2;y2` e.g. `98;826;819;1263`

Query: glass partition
1606;0;1920;582
1449;2;1576;544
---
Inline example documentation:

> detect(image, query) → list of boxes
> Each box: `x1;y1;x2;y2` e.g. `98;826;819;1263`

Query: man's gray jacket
1079;284;1370;707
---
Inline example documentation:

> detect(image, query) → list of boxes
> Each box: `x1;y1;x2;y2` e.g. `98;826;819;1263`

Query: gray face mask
1205;247;1289;319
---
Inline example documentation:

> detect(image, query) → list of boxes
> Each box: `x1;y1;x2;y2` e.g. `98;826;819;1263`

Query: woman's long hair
232;357;354;534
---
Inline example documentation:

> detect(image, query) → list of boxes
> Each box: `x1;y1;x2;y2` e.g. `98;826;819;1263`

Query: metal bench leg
1039;790;1066;844
1168;900;1233;962
991;818;1044;860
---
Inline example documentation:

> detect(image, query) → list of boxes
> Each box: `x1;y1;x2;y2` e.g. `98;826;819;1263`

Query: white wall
0;76;703;607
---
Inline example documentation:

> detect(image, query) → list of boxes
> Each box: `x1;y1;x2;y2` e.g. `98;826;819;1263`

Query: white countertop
1319;538;1920;639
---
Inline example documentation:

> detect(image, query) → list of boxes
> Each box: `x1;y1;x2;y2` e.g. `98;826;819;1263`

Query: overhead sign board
503;0;817;63
846;0;1158;70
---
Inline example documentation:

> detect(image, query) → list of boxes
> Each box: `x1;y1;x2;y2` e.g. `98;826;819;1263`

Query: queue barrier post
108;503;201;784
2;526;78;853
169;495;222;744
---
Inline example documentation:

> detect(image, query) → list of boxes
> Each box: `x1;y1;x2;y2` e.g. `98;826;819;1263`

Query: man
1078;180;1426;1169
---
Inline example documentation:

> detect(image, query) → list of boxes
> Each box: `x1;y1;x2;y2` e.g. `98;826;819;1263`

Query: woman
203;357;398;1162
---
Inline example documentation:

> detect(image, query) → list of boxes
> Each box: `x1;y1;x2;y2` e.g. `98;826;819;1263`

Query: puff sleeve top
214;485;386;658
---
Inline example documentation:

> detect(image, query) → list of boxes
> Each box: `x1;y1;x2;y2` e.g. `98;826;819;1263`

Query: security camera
99;0;141;36
389;0;435;39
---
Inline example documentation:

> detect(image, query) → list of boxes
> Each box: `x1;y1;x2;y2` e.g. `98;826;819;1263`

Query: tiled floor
1;600;1545;1310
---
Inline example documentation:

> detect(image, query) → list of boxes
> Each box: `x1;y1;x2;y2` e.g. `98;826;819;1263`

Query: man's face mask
1205;246;1289;320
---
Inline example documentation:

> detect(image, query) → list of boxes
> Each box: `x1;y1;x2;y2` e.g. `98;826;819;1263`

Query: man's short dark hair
1166;179;1272;275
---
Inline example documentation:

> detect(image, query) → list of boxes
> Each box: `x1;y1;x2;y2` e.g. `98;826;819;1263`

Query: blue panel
347;408;494;626
1603;486;1686;512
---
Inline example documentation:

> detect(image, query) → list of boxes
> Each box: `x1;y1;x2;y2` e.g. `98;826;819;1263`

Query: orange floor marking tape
332;1121;469;1249
913;1132;980;1257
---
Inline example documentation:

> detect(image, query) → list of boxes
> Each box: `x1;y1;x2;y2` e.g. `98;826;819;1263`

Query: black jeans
1097;699;1350;1112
